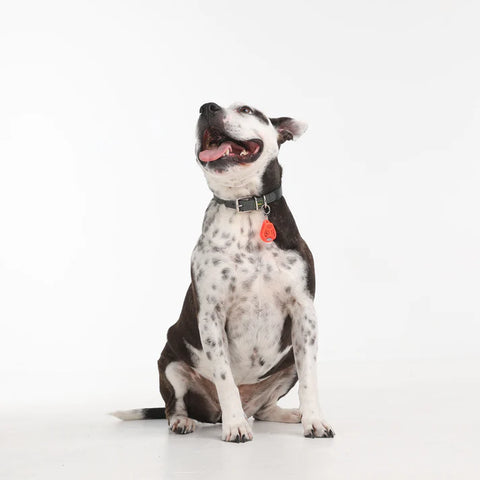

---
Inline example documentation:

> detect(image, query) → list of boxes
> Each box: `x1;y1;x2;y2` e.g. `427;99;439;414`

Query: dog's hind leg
241;365;300;423
254;405;301;423
162;361;197;434
160;360;221;434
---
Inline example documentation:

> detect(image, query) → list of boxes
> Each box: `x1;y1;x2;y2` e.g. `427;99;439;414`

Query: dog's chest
190;203;306;384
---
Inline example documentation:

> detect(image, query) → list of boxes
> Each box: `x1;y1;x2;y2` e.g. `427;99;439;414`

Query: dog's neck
260;158;283;194
204;158;283;201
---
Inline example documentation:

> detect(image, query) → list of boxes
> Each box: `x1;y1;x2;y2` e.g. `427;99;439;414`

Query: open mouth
198;128;263;170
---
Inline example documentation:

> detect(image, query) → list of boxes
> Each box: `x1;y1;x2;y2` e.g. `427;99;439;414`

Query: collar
213;186;283;213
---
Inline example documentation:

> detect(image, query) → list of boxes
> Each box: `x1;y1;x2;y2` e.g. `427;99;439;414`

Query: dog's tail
110;407;166;421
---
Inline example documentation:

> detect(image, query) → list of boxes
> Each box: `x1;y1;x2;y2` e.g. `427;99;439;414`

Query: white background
1;1;479;479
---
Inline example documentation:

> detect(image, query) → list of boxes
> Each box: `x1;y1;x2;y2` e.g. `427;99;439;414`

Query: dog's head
196;102;307;196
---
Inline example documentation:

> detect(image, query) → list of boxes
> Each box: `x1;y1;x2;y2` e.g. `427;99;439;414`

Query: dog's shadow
112;417;302;443
111;417;333;476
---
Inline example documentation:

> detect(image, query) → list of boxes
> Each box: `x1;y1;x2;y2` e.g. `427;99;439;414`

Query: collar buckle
235;197;251;213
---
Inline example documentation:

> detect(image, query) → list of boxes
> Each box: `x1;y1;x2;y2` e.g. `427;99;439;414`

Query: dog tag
260;219;277;243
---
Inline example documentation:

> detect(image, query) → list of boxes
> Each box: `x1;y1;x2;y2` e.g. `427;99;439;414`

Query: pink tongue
199;141;233;162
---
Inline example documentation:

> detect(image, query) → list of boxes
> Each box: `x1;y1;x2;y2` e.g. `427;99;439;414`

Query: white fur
165;362;189;419
190;203;332;438
190;206;305;385
109;409;144;421
184;103;333;440
196;103;281;200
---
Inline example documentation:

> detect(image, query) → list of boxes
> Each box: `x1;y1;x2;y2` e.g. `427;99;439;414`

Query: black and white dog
113;102;334;442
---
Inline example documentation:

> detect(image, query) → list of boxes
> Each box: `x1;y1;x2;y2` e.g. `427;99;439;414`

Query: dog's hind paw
302;416;335;438
169;415;196;435
254;406;302;423
222;418;253;443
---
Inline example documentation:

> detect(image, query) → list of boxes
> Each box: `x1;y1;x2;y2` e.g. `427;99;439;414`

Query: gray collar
213;186;283;213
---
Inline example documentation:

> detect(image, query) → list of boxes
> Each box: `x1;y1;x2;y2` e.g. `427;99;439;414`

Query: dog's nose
199;102;221;115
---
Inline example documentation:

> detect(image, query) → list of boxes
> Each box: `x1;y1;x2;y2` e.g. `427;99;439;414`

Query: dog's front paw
222;418;253;443
302;415;335;438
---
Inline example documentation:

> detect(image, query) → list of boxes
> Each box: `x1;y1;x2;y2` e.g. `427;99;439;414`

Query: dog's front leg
290;296;335;438
198;304;253;442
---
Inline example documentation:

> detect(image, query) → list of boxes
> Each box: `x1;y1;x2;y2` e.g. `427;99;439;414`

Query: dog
112;102;334;442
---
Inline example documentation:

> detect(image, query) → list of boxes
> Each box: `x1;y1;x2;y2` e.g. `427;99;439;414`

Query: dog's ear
270;117;308;145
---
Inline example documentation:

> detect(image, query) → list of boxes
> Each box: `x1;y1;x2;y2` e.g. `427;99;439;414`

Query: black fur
142;407;167;419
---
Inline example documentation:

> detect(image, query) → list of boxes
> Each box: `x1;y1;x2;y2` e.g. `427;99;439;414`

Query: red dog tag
260;219;277;243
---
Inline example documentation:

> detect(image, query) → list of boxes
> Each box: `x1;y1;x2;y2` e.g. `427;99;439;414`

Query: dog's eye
239;106;253;115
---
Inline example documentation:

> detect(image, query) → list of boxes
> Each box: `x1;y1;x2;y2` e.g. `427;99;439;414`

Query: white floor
1;360;479;480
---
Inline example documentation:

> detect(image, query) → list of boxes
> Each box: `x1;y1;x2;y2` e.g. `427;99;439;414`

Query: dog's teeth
240;150;247;156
